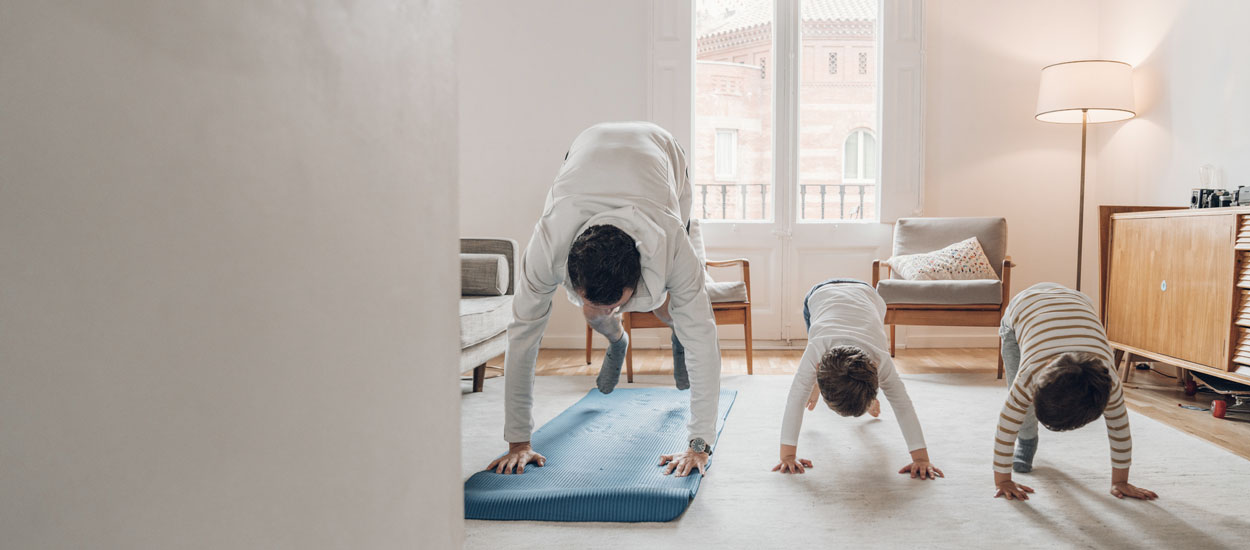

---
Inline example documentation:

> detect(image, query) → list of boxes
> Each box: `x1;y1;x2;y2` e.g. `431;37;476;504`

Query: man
487;122;722;478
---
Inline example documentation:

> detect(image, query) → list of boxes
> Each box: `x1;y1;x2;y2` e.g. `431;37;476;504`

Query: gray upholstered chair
871;217;1013;378
459;238;517;392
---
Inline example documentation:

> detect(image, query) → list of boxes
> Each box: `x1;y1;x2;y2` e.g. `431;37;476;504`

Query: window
797;1;879;222
693;0;774;221
695;0;879;222
843;128;877;182
714;129;738;181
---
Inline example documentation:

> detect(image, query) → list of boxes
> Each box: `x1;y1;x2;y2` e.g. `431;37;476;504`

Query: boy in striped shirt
993;282;1157;501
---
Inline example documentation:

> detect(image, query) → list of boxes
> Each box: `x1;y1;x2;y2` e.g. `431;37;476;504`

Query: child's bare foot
868;399;881;417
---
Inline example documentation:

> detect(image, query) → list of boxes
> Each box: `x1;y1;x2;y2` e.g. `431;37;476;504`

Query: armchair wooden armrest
706;258;751;303
872;259;892;287
1000;256;1014;309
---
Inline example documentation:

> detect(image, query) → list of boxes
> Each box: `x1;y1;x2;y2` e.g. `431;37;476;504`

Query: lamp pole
1076;109;1087;292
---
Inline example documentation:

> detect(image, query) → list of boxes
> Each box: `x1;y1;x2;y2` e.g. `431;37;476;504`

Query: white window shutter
879;0;925;223
647;0;693;152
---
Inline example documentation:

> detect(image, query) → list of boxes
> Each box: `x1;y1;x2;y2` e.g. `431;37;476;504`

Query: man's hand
1111;482;1158;500
486;442;546;475
994;480;1035;501
659;450;709;477
773;455;813;474
898;460;944;480
806;385;821;411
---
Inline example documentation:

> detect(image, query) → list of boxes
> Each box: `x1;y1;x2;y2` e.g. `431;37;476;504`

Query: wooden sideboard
1100;205;1250;385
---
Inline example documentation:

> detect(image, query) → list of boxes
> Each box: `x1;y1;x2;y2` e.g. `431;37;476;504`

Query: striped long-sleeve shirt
993;283;1131;474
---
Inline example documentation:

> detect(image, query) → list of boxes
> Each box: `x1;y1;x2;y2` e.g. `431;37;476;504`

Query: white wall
459;0;656;347
925;0;1250;314
918;0;1100;346
1092;0;1250;294
0;2;462;548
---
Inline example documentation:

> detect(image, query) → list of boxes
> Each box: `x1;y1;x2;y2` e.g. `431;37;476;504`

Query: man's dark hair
1034;352;1113;432
567;224;641;306
816;345;879;417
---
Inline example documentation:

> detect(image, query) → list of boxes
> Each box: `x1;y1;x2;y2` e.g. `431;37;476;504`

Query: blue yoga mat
464;388;737;522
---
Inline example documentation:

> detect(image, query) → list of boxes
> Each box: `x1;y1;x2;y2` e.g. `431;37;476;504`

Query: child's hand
1111;482;1158;500
806;385;820;410
898;460;944;480
772;456;813;474
994;480;1035;501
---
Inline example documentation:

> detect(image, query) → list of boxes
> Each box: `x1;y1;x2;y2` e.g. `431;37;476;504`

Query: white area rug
462;374;1249;549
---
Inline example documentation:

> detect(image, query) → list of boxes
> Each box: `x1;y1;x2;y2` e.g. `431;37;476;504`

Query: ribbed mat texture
464;388;737;522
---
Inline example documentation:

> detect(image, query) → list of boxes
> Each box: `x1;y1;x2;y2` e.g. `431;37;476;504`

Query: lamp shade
1036;60;1135;123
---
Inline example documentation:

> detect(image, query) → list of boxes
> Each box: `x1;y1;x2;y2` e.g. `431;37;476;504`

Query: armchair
872;217;1013;378
459;238;517;392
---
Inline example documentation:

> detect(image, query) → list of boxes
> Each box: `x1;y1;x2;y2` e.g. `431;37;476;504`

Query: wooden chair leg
472;364;486;393
744;305;754;375
624;314;634;384
585;324;592;364
889;324;896;357
996;338;1004;380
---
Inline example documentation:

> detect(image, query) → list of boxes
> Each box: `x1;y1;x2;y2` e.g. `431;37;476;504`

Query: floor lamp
1035;60;1136;291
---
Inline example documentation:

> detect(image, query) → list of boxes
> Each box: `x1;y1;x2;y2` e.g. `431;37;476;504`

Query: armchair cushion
461;253;509;296
459;295;513;348
707;280;748;303
893;217;1007;278
877;279;1003;305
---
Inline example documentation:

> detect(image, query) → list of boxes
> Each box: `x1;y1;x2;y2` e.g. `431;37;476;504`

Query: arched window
843;128;878;183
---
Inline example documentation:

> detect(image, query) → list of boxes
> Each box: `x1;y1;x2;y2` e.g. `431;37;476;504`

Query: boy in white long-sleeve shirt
992;282;1156;502
773;279;943;480
487;122;722;478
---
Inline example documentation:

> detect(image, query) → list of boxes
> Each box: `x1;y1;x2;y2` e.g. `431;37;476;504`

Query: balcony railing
799;183;872;220
696;183;769;220
693;183;875;221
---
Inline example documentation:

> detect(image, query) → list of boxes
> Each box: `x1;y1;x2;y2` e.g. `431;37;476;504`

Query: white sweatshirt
504;122;722;444
780;283;927;451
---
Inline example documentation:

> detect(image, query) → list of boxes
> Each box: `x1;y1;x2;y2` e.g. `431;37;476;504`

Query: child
773;279;942;480
993;282;1157;501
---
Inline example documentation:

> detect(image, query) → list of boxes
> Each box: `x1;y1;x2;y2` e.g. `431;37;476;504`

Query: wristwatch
689;437;712;456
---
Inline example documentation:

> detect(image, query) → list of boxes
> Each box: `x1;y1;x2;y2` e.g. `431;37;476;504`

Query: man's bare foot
868;399;881;418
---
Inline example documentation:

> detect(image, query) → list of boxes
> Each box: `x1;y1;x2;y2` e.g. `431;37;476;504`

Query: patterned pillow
884;237;999;281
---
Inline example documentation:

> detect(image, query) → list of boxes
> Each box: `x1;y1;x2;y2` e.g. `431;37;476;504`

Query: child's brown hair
1034;352;1112;431
816;345;879;417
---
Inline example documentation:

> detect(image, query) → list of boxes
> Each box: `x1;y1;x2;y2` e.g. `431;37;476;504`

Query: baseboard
542;335;780;349
541;334;998;350
902;334;1000;348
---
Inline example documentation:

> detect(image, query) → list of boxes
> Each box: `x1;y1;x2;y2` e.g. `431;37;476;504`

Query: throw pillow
460;253;509;296
884;237;999;281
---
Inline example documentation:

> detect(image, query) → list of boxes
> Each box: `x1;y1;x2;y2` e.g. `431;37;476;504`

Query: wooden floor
485;347;1250;460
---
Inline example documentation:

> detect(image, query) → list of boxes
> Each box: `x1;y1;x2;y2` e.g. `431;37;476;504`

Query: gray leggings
1000;322;1039;440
